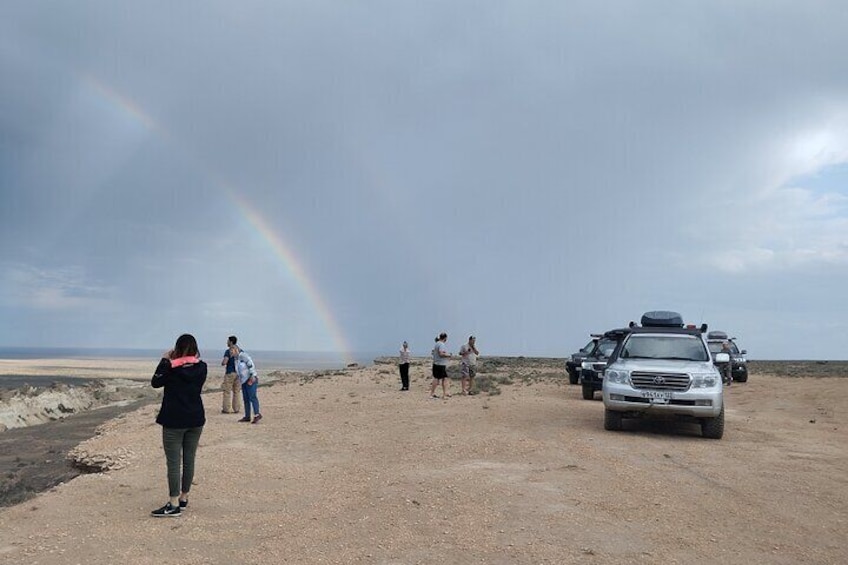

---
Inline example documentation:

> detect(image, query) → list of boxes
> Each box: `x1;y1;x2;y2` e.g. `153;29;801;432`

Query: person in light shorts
459;335;479;395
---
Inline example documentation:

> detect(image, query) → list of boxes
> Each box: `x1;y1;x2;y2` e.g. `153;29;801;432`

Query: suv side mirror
715;352;730;363
741;350;747;355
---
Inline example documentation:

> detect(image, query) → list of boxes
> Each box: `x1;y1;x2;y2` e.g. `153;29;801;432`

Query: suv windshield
621;334;709;361
708;341;739;354
579;339;596;353
595;338;617;358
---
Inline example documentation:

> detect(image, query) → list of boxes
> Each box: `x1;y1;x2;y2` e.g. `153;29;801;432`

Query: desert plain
0;356;846;565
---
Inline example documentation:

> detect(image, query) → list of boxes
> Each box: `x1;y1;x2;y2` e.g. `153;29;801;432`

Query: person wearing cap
459;335;479;395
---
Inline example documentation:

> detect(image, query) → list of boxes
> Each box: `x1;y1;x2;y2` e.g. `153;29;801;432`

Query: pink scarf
170;356;200;368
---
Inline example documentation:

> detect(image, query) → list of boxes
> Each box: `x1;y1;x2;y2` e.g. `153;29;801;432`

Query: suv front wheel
604;409;623;431
701;406;725;439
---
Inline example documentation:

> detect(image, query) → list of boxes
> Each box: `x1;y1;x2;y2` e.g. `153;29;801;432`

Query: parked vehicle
602;311;728;439
566;336;601;385
579;334;623;400
706;331;748;383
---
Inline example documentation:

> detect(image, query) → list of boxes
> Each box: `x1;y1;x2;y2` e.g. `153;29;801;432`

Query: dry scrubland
0;357;846;564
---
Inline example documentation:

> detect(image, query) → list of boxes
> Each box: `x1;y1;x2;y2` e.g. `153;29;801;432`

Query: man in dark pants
399;341;411;391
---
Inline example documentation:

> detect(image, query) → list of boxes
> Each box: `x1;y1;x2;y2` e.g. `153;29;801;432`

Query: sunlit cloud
695;112;848;274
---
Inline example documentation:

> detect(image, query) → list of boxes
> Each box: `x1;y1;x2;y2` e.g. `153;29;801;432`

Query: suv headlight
690;372;719;388
605;369;631;385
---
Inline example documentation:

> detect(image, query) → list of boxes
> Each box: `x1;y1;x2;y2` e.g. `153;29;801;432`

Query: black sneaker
151;502;181;517
179;499;188;510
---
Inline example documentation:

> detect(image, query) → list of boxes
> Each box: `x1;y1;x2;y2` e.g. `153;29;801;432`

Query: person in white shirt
459;335;479;395
429;332;452;399
398;341;411;391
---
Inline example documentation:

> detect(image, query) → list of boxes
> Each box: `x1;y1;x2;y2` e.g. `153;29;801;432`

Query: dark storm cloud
1;1;847;357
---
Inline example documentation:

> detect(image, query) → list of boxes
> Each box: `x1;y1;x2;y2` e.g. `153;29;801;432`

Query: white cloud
781;117;848;184
694;111;848;274
0;263;115;310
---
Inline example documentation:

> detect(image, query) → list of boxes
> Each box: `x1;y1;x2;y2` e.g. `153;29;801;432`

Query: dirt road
0;358;845;564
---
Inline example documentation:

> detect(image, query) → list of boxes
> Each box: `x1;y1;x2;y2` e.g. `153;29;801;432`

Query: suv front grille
630;371;690;391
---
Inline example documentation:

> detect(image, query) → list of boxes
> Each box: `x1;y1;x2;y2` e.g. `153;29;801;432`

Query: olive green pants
162;426;203;498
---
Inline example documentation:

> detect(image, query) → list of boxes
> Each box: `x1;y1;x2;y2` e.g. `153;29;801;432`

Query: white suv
602;311;728;439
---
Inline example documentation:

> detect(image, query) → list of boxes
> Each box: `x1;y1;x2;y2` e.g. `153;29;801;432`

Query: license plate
641;390;672;400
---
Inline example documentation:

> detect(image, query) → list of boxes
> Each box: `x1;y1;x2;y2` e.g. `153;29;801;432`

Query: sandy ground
0;358;846;565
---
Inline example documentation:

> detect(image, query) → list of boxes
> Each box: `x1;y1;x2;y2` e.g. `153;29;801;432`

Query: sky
1;1;847;361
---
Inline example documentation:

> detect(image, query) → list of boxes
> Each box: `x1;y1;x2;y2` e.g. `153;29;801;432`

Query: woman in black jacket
150;333;207;517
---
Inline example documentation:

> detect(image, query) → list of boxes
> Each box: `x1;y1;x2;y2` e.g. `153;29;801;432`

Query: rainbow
225;190;354;362
82;74;354;362
83;74;162;134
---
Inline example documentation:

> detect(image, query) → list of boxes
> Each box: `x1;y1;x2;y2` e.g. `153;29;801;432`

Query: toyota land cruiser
602;311;728;439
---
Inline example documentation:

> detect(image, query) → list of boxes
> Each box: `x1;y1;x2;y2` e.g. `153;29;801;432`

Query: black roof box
604;327;632;339
640;311;684;328
707;330;728;340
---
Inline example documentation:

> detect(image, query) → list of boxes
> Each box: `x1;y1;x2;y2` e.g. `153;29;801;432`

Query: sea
0;347;383;390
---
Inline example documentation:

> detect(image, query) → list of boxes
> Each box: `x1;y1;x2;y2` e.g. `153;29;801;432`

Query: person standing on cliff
399;341;411;391
459;335;479;395
150;333;207;517
220;335;242;414
231;343;262;424
429;332;452;399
